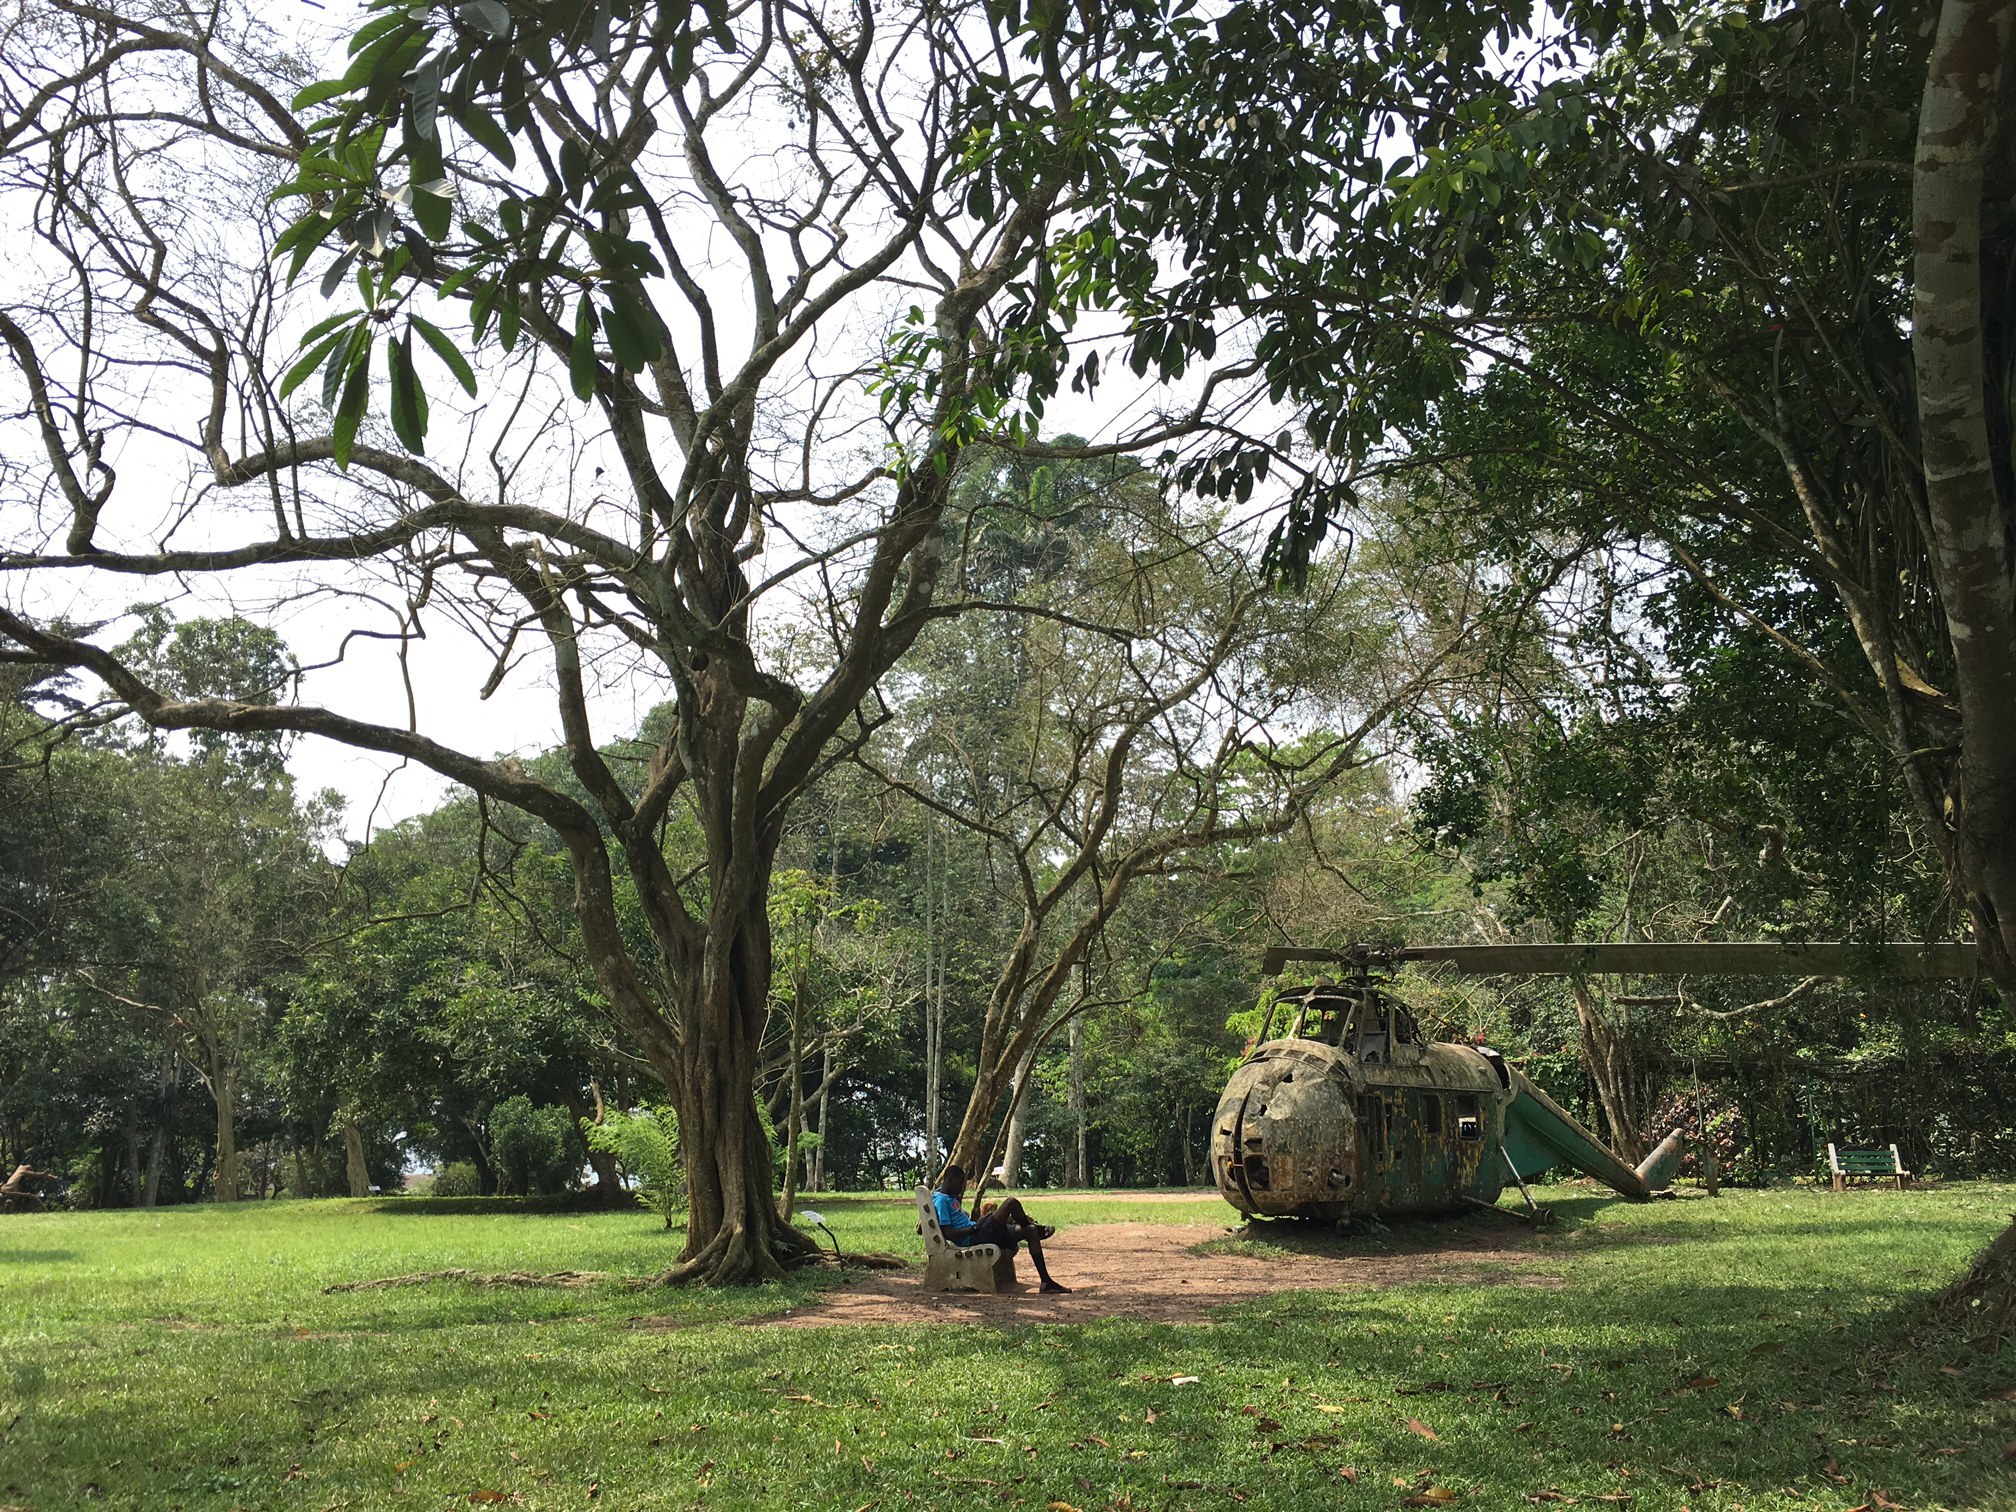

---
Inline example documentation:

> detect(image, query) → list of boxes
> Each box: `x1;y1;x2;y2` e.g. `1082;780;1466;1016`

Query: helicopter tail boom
1503;1067;1682;1201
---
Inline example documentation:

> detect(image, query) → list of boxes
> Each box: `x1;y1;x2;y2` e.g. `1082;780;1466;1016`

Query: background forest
7;469;2009;1210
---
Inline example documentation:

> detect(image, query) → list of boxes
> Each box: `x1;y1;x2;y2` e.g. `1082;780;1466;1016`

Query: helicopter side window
1455;1093;1482;1142
1359;1006;1390;1064
1423;1095;1443;1136
1357;1095;1385;1166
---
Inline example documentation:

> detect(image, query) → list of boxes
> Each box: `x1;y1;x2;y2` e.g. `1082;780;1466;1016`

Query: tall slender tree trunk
922;816;942;1171
342;1119;370;1198
1068;1014;1086;1187
211;1066;239;1202
812;1042;833;1191
142;1043;176;1207
780;988;806;1222
1000;1044;1033;1187
292;1145;316;1200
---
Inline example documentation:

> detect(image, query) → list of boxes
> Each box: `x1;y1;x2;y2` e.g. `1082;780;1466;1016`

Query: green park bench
914;1186;1018;1292
1827;1142;1910;1192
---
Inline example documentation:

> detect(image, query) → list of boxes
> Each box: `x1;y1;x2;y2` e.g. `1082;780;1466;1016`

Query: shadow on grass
365;1195;643;1217
0;1248;75;1263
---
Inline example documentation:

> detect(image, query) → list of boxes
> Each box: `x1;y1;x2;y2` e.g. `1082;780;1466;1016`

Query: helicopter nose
1213;1053;1358;1216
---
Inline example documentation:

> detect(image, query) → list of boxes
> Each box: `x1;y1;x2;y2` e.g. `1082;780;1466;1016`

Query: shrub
429;1161;481;1197
582;1108;683;1228
489;1096;578;1196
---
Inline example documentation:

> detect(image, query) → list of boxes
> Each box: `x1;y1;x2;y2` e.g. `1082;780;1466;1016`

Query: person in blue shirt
932;1163;1071;1293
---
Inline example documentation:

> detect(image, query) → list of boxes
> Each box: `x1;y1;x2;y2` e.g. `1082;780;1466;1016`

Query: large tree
0;0;1238;1277
987;0;2016;989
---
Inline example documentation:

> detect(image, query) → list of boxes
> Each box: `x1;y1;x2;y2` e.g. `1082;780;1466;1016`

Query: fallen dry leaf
1340;1467;1360;1485
1676;1376;1718;1392
467;1494;518;1506
1400;1489;1458;1507
1985;1387;2016;1401
1937;1366;1967;1378
1404;1417;1439;1441
1170;1376;1200;1386
1749;1341;1782;1356
1144;1408;1158;1424
1525;1493;1577;1504
1047;1502;1082;1512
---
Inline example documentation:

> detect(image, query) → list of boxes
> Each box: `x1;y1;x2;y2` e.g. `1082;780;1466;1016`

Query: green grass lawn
2;1185;2012;1511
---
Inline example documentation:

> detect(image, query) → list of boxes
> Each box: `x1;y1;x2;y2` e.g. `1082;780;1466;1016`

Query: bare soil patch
743;1219;1558;1329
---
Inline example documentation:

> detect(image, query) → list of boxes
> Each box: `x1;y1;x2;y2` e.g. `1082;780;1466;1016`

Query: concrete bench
915;1185;1017;1292
1828;1142;1910;1192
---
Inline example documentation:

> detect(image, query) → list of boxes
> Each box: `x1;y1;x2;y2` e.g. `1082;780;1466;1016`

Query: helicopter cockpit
1277;982;1424;1064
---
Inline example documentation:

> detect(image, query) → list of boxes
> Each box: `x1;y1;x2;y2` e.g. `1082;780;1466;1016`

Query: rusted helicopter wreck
1212;941;1977;1222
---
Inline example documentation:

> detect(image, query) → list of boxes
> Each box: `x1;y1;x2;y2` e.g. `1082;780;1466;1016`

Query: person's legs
993;1196;1056;1241
969;1208;1068;1291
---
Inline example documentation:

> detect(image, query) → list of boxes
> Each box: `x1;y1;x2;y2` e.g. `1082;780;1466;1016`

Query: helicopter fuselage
1212;1031;1517;1220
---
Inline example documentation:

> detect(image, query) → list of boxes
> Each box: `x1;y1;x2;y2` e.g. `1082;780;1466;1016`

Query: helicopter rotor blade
1261;941;1979;979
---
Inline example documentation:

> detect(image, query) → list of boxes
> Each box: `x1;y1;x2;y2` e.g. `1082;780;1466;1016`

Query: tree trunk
142;1043;176;1207
1067;1014;1086;1187
342;1119;370;1198
212;1066;239;1202
292;1144;316;1199
1000;1043;1034;1187
780;992;806;1222
561;1090;624;1203
812;1042;832;1192
124;1122;143;1207
645;892;819;1284
922;817;943;1172
1570;978;1645;1164
1912;0;2016;992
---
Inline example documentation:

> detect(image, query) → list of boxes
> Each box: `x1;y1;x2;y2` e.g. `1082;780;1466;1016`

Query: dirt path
744;1220;1558;1328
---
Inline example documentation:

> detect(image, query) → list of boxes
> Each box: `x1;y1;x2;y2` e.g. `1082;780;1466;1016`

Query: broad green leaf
410;314;478;396
290;78;352;111
569;294;599;400
332;338;372;470
280;326;353;399
602;286;663;372
458;0;510;39
387;332;429;451
450;100;517;168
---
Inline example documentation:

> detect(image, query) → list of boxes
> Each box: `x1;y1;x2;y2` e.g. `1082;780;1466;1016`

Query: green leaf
323;323;369;412
387;331;429;451
457;0;510;39
332;338;372;470
450;101;516;168
569;294;599;400
409;314;478;396
280;325;354;399
339;22;418;93
602;286;663;372
291;78;352;111
404;57;440;141
319;248;360;300
496;289;521;352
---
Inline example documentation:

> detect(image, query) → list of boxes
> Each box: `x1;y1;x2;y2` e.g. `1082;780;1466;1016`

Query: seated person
931;1163;1071;1293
